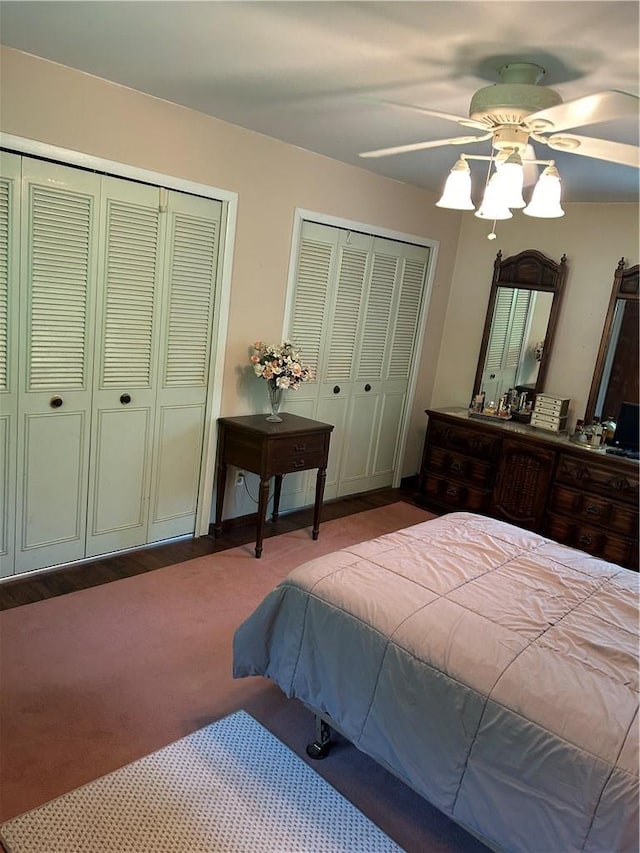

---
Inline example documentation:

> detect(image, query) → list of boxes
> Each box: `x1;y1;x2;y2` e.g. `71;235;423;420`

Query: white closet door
15;159;100;574
366;240;429;491
85;177;163;557
0;152;21;577
287;221;429;504
148;190;222;542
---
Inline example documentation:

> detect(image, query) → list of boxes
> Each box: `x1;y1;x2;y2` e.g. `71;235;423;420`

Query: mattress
233;511;639;852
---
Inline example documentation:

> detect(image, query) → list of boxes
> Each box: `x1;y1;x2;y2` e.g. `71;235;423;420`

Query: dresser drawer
423;474;489;512
428;419;499;462
546;513;634;567
549;485;637;537
425;446;493;488
555;453;640;506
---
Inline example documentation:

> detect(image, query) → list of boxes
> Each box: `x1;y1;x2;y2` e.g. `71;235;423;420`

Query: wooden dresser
417;408;639;570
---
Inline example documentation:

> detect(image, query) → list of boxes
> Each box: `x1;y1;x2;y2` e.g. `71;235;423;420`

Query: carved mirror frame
472;249;568;400
584;258;639;425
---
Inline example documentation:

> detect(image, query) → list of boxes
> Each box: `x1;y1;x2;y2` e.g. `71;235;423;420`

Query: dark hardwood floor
0;485;418;611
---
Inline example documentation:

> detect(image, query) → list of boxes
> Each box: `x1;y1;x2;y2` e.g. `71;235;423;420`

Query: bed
233;512;639;853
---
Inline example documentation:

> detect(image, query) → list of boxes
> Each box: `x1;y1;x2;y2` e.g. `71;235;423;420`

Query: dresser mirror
584;258;639;425
472;249;568;406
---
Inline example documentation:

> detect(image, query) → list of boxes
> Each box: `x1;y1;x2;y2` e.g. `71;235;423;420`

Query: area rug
0;710;404;853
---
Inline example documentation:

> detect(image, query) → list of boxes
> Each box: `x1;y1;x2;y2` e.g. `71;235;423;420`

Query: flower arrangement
250;340;313;389
533;340;544;362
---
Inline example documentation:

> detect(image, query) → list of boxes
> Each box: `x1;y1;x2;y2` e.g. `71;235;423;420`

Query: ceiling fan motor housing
469;62;563;127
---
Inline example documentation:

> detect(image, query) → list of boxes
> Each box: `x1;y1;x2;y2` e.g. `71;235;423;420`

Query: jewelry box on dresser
416;408;639;570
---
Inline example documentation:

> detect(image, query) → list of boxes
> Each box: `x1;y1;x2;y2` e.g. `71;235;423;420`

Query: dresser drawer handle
293;443;306;452
446;486;459;497
293;459;305;468
333;386;341;394
578;534;593;547
585;504;601;516
449;461;462;473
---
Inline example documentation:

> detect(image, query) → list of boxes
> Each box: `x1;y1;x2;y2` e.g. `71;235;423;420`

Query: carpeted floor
0;710;403;853
0;503;489;852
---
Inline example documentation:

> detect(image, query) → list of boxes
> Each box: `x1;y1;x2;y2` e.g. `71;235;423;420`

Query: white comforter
233;512;639;852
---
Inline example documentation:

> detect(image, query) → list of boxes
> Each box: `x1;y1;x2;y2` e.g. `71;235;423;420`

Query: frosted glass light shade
436;158;475;210
495;153;526;208
524;165;565;218
475;174;513;220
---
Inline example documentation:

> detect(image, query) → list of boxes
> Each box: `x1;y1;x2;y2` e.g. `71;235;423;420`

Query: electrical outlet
235;471;245;487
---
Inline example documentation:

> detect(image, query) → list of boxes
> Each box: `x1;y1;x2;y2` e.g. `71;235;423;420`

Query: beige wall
432;204;639;431
0;45;463;479
2;46;638;484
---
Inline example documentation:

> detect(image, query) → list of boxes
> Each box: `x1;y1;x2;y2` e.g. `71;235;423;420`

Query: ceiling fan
359;62;639;168
359;62;638;222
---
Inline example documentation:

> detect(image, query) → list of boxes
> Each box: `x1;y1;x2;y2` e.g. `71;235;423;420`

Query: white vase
266;382;284;422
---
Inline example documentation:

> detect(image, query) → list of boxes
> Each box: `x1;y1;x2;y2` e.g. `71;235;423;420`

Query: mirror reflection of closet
585;258;639;425
473;250;567;406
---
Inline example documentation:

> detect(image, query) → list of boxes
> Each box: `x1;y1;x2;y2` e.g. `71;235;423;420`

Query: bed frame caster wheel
306;740;331;759
306;715;333;759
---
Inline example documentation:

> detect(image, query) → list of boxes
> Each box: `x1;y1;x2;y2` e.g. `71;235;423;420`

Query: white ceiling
1;1;638;203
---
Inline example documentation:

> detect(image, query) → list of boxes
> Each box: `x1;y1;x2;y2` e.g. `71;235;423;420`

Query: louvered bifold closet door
286;222;372;504
337;237;429;496
286;222;430;505
0;153;21;576
147;190;222;542
15;159;101;574
85;177;163;558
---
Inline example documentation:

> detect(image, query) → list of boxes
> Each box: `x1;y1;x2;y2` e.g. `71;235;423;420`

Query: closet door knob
50;396;63;408
333;386;341;394
364;384;372;392
120;393;132;405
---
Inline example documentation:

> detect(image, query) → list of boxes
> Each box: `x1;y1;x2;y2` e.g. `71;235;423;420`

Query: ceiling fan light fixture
436;157;475;210
495;151;526;208
523;163;565;218
475;173;513;220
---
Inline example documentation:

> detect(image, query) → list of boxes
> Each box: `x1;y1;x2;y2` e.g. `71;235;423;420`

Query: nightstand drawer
270;434;327;461
274;449;327;473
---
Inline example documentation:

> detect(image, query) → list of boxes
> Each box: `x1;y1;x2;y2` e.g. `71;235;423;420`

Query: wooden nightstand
214;414;334;558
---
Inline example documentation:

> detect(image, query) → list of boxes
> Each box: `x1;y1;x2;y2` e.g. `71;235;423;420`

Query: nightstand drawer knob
293;443;306;452
333;386;341;394
293;459;305;468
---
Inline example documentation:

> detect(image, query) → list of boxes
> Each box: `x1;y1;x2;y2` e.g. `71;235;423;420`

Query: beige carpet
0;710;405;853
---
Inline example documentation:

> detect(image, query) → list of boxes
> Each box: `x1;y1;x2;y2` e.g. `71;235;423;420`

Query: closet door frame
1;133;237;538
283;208;439;488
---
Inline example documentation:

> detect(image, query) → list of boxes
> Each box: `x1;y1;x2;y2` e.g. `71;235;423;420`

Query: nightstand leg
256;475;270;558
312;467;327;540
272;474;283;522
214;462;227;538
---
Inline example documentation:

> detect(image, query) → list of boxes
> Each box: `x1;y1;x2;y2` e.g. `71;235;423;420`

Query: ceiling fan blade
545;134;639;168
359;133;492;159
371;98;488;130
528;91;639;134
